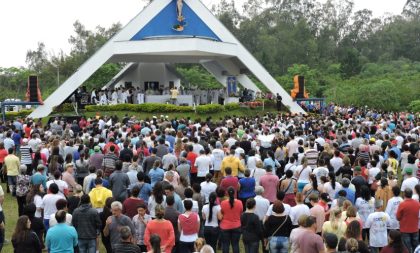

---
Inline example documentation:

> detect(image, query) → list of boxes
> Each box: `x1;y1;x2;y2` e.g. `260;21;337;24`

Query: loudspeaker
296;75;305;99
28;75;39;102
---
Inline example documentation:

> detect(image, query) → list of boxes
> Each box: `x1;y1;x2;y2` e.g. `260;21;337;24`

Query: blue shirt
165;135;175;148
31;173;47;189
130;182;152;203
335;187;356;204
12;133;21;145
263;157;280;169
148;168;164;187
238;177;256;199
46;223;78;253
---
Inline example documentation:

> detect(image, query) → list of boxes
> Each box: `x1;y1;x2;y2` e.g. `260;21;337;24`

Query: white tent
29;0;304;118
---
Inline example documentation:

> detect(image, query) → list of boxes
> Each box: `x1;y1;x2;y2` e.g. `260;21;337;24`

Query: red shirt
220;176;239;197
220;199;243;230
186;152;198;174
397;198;420;233
122;198;145;219
0;149;8;163
103;142;119;155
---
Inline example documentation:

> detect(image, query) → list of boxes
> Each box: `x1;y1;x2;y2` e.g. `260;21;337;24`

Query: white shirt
385;196;403;230
368;167;381;184
49;213;72;227
289;204;310;225
365;211;391;247
330;157;344;173
355;197;375;228
46;179;69;197
266;202;291;217
34;195;43;218
247;156;260;170
254;195;270;221
192;144;204;155
195;155;212;177
42;194;65;218
202;204;221;227
323;182;342;200
183;198;199;213
286;139;299;157
295;165;311;183
401;177;419;192
211;149;224;171
312;166;329;184
200;181;217;204
252;168;267;186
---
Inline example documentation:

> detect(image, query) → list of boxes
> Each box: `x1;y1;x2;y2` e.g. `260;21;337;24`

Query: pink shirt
220;199;243;230
259;172;279;203
310;204;325;233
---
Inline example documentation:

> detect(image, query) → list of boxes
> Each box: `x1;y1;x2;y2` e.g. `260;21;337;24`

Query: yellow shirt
89;186;113;209
322;221;347;239
387;158;398;175
4;154;20;176
221;156;245;177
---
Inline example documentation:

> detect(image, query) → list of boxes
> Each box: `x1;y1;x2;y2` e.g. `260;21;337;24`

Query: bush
196;104;224;114
4;110;32;120
53;103;74;113
255;98;276;107
409;100;420;112
85;103;194;113
224;103;240;111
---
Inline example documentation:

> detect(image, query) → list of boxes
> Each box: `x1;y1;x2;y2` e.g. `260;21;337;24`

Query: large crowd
0;105;419;253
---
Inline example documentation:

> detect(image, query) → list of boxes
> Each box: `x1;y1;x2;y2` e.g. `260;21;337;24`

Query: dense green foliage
1;0;420;112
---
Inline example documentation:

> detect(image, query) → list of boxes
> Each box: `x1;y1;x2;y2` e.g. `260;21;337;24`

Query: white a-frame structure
29;0;304;118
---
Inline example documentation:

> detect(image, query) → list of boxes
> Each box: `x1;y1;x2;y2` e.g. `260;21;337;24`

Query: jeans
43;219;50;232
402;232;419;253
78;239;96;253
269;236;289;253
179;241;195;253
244;241;259;253
221;228;241;253
7;175;17;195
204;226;219;252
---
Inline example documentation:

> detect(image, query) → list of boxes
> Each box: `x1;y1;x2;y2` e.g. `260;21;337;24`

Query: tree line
1;0;419;111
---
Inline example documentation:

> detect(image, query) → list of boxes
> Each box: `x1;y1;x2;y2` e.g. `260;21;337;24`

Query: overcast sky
0;0;406;68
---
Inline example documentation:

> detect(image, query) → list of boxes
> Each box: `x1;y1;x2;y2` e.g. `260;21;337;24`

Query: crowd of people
0;106;419;253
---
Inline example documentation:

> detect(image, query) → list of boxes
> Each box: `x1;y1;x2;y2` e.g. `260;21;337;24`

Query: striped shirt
20;145;32;165
305;149;319;169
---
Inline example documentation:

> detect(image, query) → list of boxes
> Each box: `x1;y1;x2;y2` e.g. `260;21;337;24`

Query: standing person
103;201;135;251
112;226;141;253
178;200;200;253
11;215;42;253
297;216;325;253
259;165;279;203
397;188;420;253
241;198;263;253
89;178;113;212
289;192;310;227
276;93;282;111
289;215;309;253
72;194;101;253
355;185;375;241
144;205;175;253
322;208;347;240
62;164;77;193
186;145;199;184
365;200;391;253
132;203;151;253
123;186;145;219
309;194;326;235
0;143;8;184
194;150;212;184
46;210;78;253
16;165;31;216
218;186;243;253
148;160;165;188
99;197;114;253
238;169;256;207
202;192;220;252
4;148;20;195
220;167;239;196
163;195;181;252
211;142;225;184
42;183;65;231
385;186;403;231
295;158;311;193
200;173;217;204
279;170;297;206
109;160;130;202
263;201;293;253
380;230;409;253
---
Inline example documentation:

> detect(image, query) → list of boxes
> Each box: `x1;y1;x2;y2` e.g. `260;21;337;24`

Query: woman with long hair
26;184;44;218
75;152;89;185
218;186;243;253
148;182;166;218
202;192;220;252
144;205;175;253
345;238;359;253
241;198;263;253
322;208;347;240
375;177;393;211
295;157;311;192
380;230;408;253
148;234;162;253
12;215;42;253
337;220;369;253
302;174;321;207
355;185;375;241
323;171;342;199
279;170;297;206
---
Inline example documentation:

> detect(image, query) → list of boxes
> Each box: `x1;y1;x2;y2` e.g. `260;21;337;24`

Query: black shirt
241;212;263;242
264;215;293;238
112;242;141;253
